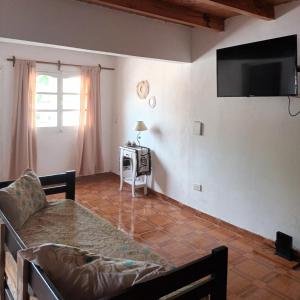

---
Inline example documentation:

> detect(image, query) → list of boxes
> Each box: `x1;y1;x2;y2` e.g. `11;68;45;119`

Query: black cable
288;96;300;117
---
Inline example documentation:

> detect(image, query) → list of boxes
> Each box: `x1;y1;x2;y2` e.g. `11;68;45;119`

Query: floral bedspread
18;200;169;267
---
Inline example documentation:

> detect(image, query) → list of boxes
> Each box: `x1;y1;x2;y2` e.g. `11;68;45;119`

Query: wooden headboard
0;170;76;200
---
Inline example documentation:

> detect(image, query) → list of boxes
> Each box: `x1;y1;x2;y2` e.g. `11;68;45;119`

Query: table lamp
134;121;147;146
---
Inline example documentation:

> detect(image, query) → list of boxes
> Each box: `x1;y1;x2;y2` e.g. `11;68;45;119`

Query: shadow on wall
191;0;300;62
192;17;253;61
149;151;167;195
276;0;300;18
192;28;226;62
150;125;162;141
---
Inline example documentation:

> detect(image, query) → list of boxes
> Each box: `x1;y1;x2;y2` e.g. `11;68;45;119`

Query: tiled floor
70;173;300;300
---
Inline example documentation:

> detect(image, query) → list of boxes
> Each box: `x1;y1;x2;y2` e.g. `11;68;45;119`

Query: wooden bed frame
0;171;228;300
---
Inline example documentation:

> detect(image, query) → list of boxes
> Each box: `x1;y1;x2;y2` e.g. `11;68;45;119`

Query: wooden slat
4;288;13;300
170;279;213;300
107;247;228;299
0;172;73;188
0;210;26;260
43;185;68;196
17;253;29;300
39;173;71;186
211;246;228;300
0;171;76;201
65;171;76;200
0;171;74;188
29;265;62;300
201;0;275;20
5;251;17;298
77;0;225;30
0;182;12;190
0;224;5;300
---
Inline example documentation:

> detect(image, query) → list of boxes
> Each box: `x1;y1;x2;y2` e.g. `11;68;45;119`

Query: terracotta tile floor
62;173;300;299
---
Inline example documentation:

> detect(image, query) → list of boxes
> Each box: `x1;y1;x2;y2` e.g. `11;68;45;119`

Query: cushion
19;243;165;300
0;169;47;229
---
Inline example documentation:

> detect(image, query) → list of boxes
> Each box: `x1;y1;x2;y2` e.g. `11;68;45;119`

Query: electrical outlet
193;184;202;192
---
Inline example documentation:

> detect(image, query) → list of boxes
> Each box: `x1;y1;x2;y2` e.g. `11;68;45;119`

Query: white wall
112;1;300;249
0;0;191;62
0;41;116;179
112;57;191;201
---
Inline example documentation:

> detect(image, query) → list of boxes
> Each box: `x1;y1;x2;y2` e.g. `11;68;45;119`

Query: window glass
36;94;57;110
36;112;57;127
63;76;80;94
36;75;57;93
63;94;80;110
36;73;80;128
63;111;80;127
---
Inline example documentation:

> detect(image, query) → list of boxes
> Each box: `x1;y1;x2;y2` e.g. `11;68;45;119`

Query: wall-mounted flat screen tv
217;35;298;97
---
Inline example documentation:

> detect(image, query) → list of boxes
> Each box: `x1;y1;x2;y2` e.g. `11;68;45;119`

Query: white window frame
36;70;80;130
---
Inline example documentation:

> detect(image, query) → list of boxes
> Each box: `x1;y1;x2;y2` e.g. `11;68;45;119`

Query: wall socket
193;184;202;192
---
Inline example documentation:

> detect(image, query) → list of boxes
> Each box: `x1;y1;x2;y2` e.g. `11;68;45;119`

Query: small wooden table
119;146;148;197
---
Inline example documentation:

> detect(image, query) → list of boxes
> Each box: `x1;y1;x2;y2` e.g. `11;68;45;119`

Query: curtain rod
6;56;115;71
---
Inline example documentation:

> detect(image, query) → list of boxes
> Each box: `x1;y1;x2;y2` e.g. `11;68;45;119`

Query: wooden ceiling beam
77;0;225;31
201;0;275;20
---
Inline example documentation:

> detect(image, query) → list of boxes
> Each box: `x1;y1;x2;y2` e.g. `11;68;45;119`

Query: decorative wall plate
136;80;150;99
148;96;156;109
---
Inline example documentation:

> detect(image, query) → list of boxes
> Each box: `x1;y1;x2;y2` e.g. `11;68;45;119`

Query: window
36;72;80;128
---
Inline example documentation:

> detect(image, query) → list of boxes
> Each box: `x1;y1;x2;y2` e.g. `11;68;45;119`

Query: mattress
18;199;169;267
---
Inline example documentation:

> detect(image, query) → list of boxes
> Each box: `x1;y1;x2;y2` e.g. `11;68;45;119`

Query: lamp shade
134;121;147;132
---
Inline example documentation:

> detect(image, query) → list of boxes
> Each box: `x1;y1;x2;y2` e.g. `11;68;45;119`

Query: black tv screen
217;35;298;97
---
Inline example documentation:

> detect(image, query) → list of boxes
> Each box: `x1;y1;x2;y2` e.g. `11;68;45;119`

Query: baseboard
111;172;300;259
148;188;278;246
77;171;114;180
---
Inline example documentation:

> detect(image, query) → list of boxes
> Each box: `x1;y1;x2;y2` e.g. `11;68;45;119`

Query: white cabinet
119;146;149;197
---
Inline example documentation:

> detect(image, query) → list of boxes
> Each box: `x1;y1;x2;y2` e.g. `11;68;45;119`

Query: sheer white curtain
76;66;103;176
9;60;37;179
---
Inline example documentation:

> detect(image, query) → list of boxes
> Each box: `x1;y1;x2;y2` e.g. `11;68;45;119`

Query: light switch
193;121;203;136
